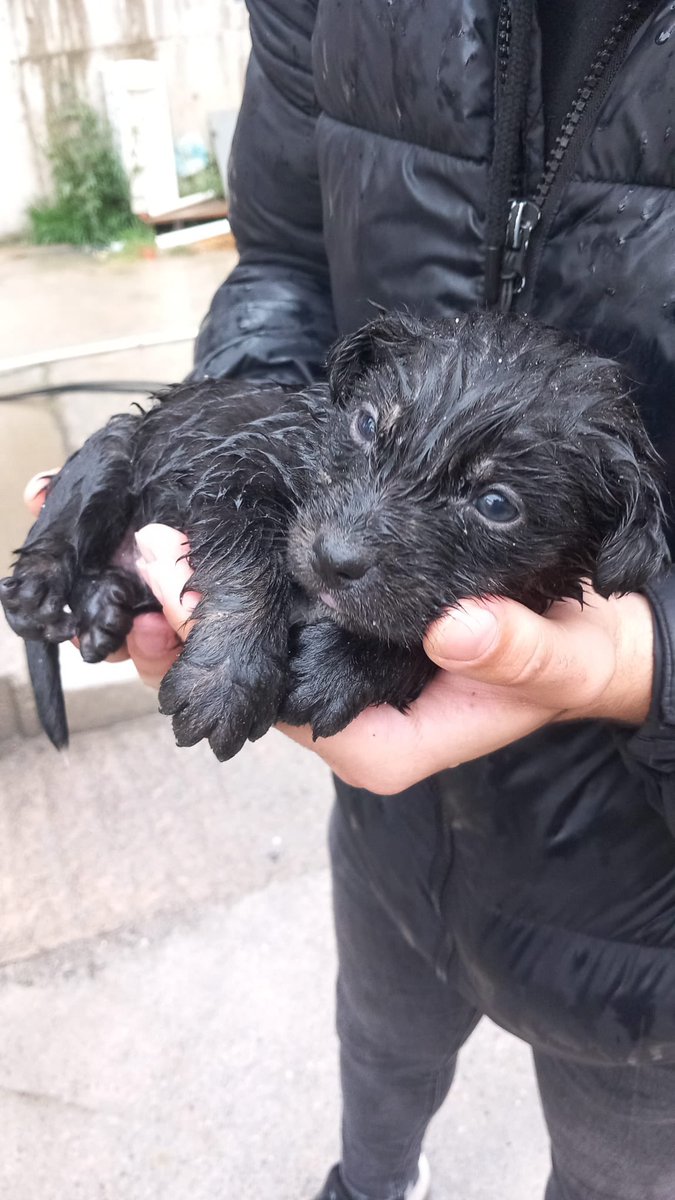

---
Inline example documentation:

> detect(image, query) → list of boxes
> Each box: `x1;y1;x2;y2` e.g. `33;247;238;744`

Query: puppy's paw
280;622;380;738
159;645;285;761
0;553;76;642
74;569;148;663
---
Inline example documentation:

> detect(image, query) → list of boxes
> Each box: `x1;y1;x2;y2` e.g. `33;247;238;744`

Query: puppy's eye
472;490;520;523
351;407;378;447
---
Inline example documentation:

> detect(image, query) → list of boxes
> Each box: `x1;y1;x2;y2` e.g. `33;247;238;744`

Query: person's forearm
190;262;336;385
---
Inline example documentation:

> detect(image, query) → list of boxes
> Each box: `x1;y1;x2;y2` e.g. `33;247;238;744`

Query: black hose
0;381;168;402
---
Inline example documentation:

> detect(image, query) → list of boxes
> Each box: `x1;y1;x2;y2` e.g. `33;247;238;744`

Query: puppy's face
287;313;668;645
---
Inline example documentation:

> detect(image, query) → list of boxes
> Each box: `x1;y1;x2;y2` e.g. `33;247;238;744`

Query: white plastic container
101;59;180;217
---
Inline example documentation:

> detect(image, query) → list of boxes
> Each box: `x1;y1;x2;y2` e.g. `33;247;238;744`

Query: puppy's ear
591;422;670;597
327;312;427;404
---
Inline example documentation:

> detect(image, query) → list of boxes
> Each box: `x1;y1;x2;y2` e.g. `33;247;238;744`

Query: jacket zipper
497;0;511;91
496;0;648;312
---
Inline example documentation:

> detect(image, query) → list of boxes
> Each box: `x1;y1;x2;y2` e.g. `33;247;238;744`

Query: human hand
27;473;654;784
23;474;194;688
279;589;655;794
136;517;655;787
111;514;655;786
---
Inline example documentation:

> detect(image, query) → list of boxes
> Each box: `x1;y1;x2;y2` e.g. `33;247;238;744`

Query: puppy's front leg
158;509;291;761
280;621;435;738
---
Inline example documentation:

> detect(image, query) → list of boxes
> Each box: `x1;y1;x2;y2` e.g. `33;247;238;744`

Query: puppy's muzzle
311;530;371;590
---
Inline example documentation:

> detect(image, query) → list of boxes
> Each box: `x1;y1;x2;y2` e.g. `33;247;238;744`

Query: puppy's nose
312;531;369;588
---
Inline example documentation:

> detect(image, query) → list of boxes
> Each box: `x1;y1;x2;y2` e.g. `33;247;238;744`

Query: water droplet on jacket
617;200;627;213
665;126;672;142
656;27;672;44
605;287;616;297
617;235;626;247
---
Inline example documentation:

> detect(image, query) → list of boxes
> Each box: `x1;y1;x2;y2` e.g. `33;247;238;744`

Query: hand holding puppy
129;521;655;793
18;315;659;768
22;480;656;787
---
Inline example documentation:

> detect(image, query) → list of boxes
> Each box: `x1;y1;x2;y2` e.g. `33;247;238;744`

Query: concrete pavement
1;714;550;1200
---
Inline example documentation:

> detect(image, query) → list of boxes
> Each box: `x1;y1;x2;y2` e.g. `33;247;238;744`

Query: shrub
29;96;146;247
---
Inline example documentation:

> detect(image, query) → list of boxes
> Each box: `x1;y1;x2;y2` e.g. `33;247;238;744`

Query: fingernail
134;529;158;565
431;607;499;664
24;471;57;503
135;558;164;607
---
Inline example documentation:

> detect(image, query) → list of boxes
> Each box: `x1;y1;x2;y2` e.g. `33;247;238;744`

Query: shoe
313;1155;431;1200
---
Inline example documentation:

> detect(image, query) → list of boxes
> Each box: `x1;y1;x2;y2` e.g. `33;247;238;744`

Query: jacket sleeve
190;1;336;385
623;570;675;833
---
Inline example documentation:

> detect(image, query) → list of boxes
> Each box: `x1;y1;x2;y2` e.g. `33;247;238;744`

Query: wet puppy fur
1;312;669;759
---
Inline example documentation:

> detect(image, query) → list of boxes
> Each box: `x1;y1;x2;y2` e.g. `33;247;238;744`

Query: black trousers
330;766;675;1200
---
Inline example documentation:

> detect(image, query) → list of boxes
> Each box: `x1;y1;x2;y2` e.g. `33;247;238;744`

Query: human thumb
134;523;200;638
423;596;564;698
424;602;501;666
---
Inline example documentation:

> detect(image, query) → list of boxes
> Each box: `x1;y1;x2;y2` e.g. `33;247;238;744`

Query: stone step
1;613;159;743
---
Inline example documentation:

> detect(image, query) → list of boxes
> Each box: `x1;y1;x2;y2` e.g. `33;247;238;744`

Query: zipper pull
498;198;541;311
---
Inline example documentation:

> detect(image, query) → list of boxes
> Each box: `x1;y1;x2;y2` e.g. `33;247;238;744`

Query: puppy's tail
25;640;68;750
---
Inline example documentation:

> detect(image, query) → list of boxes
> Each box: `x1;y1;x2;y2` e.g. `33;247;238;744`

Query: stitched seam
644;583;675;725
657;594;675;722
479;905;675;954
251;43;319;120
317;109;487;168
657;594;675;721
570;177;675;194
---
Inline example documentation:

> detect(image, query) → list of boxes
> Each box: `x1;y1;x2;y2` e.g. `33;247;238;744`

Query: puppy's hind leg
72;565;155;663
0;414;146;746
14;561;152;749
1;414;142;650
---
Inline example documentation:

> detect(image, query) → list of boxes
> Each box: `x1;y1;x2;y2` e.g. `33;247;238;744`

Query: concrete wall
1;0;250;237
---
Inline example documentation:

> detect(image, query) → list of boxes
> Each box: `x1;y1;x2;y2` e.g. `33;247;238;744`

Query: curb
0;614;159;744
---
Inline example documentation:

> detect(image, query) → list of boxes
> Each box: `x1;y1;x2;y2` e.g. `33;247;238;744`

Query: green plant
28;95;146;247
177;156;225;199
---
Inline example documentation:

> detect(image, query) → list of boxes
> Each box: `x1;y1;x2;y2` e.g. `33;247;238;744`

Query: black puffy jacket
194;1;675;1064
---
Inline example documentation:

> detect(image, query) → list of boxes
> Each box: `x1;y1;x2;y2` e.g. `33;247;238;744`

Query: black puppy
1;312;668;760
